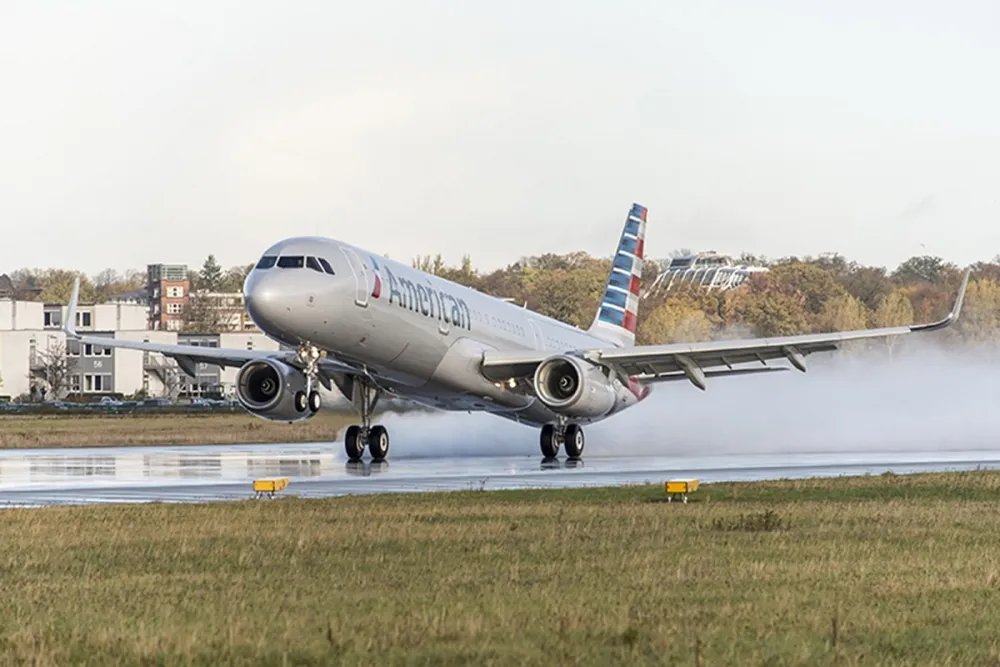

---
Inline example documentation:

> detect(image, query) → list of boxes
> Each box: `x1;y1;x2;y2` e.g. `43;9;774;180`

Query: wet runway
1;443;999;507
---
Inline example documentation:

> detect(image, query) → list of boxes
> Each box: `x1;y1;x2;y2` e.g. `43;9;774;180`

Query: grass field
2;471;1000;665
0;412;354;448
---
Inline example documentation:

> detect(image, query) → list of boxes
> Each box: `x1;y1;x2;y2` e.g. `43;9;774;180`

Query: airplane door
340;247;370;307
528;319;544;350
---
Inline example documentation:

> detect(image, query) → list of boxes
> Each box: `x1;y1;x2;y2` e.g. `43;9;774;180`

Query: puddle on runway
0;447;335;489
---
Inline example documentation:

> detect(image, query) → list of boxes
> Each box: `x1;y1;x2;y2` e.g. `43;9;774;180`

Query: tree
892;255;955;285
199;255;223;292
839;266;892;312
183;292;226;332
873;289;915;328
637;300;713;345
37;269;95;304
219;264;253;293
955;279;1000;344
818;293;868;332
32;340;77;400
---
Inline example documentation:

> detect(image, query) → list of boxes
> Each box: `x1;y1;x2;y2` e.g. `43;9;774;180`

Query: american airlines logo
370;257;472;331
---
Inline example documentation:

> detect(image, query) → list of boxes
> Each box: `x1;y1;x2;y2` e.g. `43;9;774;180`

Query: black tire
294;390;308;412
540;424;560;458
369;425;390;460
308;390;321;413
344;425;364;460
564;424;584;459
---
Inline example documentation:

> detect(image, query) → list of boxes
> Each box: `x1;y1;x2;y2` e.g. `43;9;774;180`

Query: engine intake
533;354;616;419
235;358;316;422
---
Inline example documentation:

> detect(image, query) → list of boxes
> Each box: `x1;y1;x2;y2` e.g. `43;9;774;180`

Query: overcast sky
1;0;998;275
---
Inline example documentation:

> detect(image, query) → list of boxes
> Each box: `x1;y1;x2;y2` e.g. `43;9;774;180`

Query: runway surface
1;443;999;507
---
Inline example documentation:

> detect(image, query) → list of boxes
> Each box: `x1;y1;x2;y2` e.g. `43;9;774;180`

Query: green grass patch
0;412;352;448
2;470;1000;665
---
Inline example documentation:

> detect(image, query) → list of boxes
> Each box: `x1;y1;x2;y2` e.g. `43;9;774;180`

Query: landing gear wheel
369;425;390;461
540;424;560;459
308;390;321;413
344;425;365;461
294;390;308;412
564;424;585;459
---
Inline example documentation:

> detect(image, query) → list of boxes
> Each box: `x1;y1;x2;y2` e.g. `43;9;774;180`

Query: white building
0;299;277;401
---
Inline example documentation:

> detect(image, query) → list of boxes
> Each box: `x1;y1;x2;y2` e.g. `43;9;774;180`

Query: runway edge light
665;478;699;504
253;477;290;499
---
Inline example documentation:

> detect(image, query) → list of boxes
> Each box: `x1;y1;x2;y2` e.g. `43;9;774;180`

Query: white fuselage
242;237;650;427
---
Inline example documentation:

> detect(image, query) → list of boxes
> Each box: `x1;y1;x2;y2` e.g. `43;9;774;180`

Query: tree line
5;250;1000;346
413;251;997;348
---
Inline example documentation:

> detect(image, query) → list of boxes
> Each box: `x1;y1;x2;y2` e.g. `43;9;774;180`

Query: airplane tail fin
587;203;648;348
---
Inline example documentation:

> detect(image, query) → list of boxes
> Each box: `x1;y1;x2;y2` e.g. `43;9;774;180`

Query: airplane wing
481;267;970;390
61;279;356;378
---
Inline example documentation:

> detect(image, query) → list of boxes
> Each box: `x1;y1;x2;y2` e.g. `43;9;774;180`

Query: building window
166;303;183;314
166;286;184;298
75;312;92;327
84;374;113;392
71;375;81;393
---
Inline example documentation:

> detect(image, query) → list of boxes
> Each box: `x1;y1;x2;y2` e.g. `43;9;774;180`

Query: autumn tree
37;270;95;304
637;300;713;345
955;279;1000;344
893;255;955;285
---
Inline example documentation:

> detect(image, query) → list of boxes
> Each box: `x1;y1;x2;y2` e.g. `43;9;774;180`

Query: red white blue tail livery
588;203;648;348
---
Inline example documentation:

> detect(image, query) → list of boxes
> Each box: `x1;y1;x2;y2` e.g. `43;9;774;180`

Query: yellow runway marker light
665;478;699;503
253;477;289;498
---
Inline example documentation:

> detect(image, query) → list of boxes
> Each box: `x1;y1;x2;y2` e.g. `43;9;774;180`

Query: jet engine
235;358;317;422
532;354;617;419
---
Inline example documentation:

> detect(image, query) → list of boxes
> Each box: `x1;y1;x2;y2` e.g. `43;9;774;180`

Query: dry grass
0;412;353;448
1;470;1000;665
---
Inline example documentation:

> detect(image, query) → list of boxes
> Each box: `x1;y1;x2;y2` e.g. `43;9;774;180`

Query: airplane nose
244;273;286;331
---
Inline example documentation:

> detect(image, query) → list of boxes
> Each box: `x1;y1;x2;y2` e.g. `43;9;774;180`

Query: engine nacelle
533;354;617;419
235;358;315;423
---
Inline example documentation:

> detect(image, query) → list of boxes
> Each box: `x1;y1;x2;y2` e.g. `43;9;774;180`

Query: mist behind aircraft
377;342;1000;459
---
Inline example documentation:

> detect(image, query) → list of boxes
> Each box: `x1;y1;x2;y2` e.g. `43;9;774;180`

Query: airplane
63;203;970;462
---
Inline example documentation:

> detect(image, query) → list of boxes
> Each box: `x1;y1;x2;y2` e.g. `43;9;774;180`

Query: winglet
64;277;80;338
910;266;971;333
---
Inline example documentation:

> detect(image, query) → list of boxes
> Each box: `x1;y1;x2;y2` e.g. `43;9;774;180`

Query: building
643;252;770;297
0;297;276;401
186;291;259;333
147;264;189;331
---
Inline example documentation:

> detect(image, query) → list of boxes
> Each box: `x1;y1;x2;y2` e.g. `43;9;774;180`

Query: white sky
1;0;998;275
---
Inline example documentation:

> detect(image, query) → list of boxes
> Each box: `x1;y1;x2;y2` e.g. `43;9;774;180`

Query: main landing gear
540;422;585;460
342;377;390;462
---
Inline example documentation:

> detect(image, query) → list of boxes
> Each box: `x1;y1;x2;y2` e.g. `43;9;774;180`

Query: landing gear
564;423;585;459
294;343;324;415
539;422;585;460
342;376;390;462
540;424;560;459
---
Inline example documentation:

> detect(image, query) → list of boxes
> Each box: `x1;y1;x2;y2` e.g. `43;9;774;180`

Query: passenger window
306;256;323;273
277;256;304;269
317;257;335;274
256;256;277;269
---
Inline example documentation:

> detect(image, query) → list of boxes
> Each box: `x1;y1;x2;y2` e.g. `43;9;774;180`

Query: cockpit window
305;256;323;273
256;255;277;269
276;256;304;269
317;257;335;274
